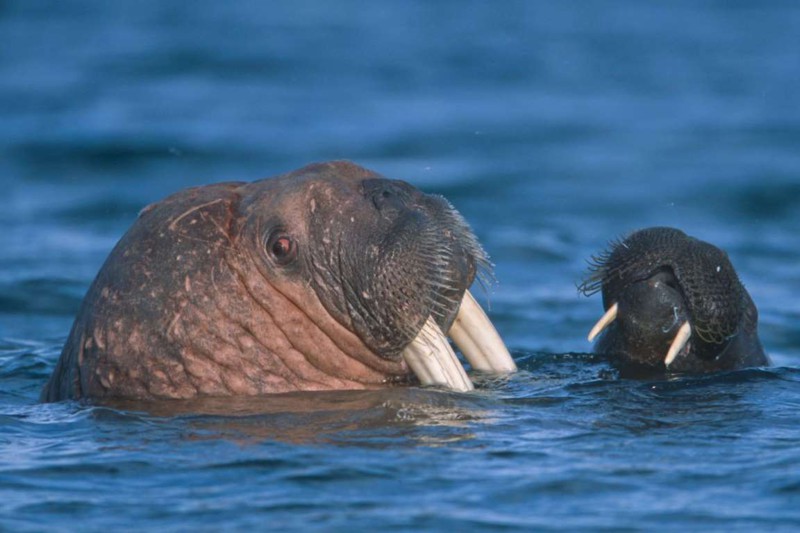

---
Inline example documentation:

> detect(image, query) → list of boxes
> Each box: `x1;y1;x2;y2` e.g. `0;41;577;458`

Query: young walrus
581;227;768;374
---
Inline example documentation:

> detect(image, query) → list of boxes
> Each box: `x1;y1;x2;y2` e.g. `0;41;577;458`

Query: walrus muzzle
307;175;515;392
42;161;514;401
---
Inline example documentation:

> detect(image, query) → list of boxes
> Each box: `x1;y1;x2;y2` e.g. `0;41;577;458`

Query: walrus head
42;161;515;401
580;227;768;374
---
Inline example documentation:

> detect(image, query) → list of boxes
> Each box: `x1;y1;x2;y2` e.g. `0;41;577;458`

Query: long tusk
402;316;474;392
449;290;517;373
664;321;692;368
588;302;618;342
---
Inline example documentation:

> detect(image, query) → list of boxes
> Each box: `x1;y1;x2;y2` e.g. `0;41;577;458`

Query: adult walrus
42;161;515;402
580;227;769;374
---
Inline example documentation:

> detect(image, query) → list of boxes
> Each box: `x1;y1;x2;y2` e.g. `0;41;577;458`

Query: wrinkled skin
581;227;769;374
42;161;488;401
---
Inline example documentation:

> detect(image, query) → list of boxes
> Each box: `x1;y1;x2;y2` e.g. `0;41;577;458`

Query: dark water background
2;1;800;530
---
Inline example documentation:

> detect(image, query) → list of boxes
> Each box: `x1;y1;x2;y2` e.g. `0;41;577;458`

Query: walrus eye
266;231;297;265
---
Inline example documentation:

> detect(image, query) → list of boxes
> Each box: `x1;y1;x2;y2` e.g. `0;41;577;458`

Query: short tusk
664;321;692;368
588;302;618;342
449;290;517;373
402;316;474;392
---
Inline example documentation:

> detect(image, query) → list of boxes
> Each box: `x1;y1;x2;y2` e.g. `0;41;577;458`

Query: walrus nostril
362;179;407;212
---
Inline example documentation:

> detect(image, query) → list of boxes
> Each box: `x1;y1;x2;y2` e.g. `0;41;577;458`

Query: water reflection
102;387;501;447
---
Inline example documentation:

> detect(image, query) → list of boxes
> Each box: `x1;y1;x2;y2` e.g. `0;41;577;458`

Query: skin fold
42;161;490;401
581;227;769;374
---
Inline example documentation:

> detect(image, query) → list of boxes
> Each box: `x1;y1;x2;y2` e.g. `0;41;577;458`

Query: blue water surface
2;1;800;531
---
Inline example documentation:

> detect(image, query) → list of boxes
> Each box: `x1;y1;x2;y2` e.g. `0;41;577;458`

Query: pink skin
43;161;479;401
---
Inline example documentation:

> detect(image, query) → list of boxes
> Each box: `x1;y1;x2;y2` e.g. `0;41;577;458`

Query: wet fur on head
580;227;748;350
580;226;769;374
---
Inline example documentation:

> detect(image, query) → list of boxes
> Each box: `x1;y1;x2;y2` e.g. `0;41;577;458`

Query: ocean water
2;1;800;530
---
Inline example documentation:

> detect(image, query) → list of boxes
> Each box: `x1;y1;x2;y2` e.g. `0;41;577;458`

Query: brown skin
42;161;488;401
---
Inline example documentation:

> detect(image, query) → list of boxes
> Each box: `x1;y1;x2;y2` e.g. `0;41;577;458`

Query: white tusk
449;290;517;373
664;321;692;368
587;302;618;342
402;316;474;392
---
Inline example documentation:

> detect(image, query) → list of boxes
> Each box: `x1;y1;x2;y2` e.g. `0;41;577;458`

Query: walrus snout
581;227;769;374
302;166;515;389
